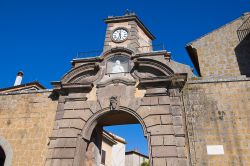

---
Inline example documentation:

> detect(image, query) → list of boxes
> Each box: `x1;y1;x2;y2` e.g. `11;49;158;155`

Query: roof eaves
185;45;201;76
0;81;46;92
125;151;149;159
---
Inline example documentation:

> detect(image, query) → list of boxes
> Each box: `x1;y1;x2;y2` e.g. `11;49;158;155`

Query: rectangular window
101;150;106;165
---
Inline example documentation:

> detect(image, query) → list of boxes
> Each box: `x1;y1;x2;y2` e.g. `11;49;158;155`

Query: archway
80;108;150;166
82;107;148;141
0;136;12;166
0;146;5;166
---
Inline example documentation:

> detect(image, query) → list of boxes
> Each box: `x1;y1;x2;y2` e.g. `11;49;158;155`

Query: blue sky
104;124;147;154
0;0;249;156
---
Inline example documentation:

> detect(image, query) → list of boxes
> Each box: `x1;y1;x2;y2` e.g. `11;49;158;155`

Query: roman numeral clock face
112;28;128;42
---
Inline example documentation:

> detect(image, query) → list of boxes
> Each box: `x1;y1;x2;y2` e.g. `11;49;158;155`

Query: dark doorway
0;146;5;166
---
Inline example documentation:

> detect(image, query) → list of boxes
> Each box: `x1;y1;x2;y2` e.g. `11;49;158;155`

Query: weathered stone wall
0;91;57;166
183;78;250;166
189;14;250;77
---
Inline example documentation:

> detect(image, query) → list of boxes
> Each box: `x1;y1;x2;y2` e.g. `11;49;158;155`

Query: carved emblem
110;96;119;110
218;111;225;120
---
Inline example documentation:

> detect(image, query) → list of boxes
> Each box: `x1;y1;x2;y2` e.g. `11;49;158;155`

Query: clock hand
119;31;121;40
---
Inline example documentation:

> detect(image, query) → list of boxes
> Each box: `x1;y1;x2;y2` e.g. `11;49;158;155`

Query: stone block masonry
183;78;250;166
187;13;250;77
0;91;57;166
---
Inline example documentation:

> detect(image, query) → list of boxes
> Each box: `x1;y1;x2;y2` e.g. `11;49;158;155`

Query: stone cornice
104;14;155;40
71;57;102;67
51;82;93;90
133;50;171;59
101;47;134;59
61;83;93;89
187;76;250;84
0;89;52;96
138;74;187;89
96;78;136;88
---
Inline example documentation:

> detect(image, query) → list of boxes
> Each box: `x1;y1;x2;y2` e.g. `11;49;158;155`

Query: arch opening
0;146;5;166
96;110;141;126
82;109;150;166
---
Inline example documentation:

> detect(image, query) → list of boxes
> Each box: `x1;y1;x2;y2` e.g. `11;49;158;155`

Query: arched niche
106;55;130;74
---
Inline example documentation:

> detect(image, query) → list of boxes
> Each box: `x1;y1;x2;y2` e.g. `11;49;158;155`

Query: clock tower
103;12;155;53
48;12;191;166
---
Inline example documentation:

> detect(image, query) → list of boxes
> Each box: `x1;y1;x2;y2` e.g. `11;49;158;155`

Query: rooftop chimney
14;71;24;86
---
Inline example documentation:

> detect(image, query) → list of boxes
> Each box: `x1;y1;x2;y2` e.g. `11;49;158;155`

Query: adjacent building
184;12;250;166
101;131;126;166
125;151;149;166
186;12;250;77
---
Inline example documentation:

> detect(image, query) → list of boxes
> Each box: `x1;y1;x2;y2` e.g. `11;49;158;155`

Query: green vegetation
141;161;149;166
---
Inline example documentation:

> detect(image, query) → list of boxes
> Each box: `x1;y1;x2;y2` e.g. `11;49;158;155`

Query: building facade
184;12;250;166
125;151;149;166
0;12;249;166
101;131;126;166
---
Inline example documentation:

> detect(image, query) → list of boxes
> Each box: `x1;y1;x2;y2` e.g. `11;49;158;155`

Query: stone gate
45;13;191;166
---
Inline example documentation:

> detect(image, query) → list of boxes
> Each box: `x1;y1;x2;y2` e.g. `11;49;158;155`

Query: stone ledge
0;89;52;95
188;76;250;84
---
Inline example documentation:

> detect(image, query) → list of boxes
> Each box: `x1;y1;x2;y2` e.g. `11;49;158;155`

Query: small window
106;55;129;74
101;150;106;165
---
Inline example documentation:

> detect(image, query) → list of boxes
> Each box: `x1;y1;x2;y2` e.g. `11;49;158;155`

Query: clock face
112;28;128;42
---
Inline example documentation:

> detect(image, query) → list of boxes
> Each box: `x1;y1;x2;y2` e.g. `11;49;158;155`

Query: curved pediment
60;48;134;86
61;63;100;84
101;47;134;59
132;58;174;79
59;48;177;89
